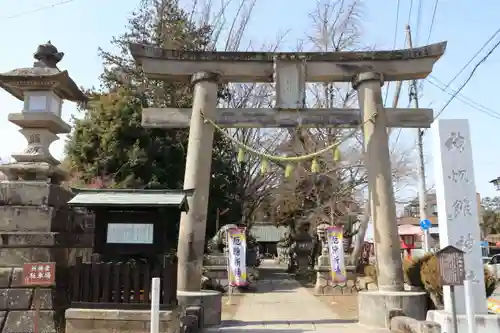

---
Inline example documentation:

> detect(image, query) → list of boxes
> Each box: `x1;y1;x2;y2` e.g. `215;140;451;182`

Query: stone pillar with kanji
0;42;93;333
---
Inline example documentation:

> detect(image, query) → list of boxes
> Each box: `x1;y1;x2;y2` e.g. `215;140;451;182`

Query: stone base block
314;272;359;295
65;308;180;333
390;316;441;333
248;266;259;281
427;310;500;333
0;162;68;184
358;290;427;328
314;271;376;295
2;310;57;333
177;290;222;327
204;265;257;293
0;181;73;207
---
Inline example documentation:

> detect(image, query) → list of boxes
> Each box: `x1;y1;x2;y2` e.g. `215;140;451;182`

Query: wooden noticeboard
436;245;465;286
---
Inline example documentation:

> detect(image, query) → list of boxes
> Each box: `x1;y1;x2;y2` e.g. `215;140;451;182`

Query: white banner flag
327;225;347;283
227;228;248;286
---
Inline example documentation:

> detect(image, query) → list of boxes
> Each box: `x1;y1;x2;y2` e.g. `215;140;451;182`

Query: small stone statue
277;232;293;268
310;222;330;268
316;223;330;255
206;224;239;254
33;41;64;68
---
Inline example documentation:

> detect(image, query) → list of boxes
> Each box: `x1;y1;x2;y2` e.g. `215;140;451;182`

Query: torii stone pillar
177;72;219;291
353;72;404;292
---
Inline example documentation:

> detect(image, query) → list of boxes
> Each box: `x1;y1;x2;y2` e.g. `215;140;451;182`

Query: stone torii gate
130;42;446;327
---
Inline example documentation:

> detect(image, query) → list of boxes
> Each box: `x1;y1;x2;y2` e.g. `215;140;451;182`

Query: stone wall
0;268;58;333
0;181;93;333
314;255;377;295
314;266;377;295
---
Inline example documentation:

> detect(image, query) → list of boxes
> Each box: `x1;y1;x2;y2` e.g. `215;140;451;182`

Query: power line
415;0;423;45
433;38;500;121
444;26;500;89
426;0;439;44
426;78;500;120
407;0;414;26
383;0;402;106
399;73;500;147
429;75;500;118
392;0;402;49
0;0;76;21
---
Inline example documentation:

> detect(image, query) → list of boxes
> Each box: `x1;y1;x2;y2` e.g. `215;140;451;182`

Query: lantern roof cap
0;41;87;103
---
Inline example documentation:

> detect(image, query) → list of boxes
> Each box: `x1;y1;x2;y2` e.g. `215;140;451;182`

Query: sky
0;0;499;202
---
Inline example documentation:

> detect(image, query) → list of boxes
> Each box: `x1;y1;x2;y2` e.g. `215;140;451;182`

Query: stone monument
0;42;91;333
292;225;313;274
427;119;498;332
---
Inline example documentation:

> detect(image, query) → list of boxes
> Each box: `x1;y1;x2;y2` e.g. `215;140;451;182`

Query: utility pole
392;79;403;109
406;24;429;252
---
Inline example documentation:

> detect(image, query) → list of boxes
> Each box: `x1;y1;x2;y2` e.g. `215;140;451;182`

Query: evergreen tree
65;0;242;243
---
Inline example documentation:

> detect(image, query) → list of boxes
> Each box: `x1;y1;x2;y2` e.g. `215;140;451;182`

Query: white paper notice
106;223;154;244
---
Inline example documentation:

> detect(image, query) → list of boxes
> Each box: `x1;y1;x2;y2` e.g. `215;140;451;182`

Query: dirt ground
221;294;244;320
294;272;359;321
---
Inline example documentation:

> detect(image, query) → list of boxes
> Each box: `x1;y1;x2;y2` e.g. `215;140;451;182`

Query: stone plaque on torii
130;42;446;327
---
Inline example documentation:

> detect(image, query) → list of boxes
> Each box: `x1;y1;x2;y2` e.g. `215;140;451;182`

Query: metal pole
464;279;477;333
150;277;160;333
406;24;429;252
216;208;220;232
34;286;40;333
450;285;459;333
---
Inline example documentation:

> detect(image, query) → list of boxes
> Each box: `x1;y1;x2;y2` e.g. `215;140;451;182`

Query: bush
485;268;497;298
406;253;498;308
365;254;497;309
419;255;440;292
404;254;434;289
363;264;378;284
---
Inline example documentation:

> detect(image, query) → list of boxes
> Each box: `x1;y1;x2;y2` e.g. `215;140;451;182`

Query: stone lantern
0;42;89;333
0;41;87;183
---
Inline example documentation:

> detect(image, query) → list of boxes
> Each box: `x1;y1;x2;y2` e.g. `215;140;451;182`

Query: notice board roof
68;188;192;210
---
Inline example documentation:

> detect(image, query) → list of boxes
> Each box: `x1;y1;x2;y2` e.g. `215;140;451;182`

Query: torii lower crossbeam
142;107;433;129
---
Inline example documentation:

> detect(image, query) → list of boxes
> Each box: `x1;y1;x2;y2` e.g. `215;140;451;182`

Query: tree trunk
349;195;370;265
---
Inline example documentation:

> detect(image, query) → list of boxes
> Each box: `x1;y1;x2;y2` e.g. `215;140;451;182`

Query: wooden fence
70;255;178;310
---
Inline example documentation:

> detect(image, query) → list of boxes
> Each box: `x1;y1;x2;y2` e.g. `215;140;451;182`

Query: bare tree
184;0;290;225
266;0;416;262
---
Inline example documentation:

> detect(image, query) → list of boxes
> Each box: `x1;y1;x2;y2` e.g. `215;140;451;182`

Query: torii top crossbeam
129;42;446;83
